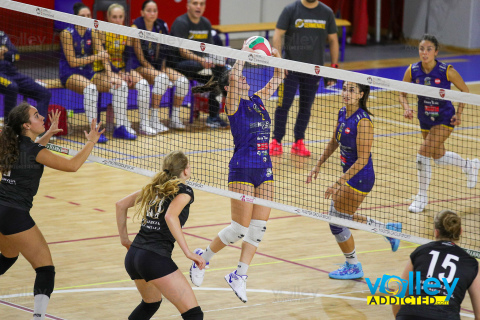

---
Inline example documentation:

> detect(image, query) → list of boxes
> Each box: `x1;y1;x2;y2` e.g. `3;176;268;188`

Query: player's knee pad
329;224;351;243
0;254;18;276
181;306;203;320
218;221;248;246
34;265;55;298
128;299;162;320
328;200;353;221
243;219;267;248
174;76;189;97
136;79;150;103
152;73;169;96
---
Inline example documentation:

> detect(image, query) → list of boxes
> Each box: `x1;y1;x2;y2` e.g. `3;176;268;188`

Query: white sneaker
125;125;137;136
139;122;157;136
150;120;169;134
190;248;208;287
170;119;186;130
466;158;480;188
225;270;248;303
409;194;428;213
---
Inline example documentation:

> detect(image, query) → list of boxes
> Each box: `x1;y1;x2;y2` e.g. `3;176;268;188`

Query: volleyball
245;36;272;56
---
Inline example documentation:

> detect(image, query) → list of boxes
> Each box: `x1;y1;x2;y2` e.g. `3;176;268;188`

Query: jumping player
59;2;109;143
307;82;401;280
393;210;480;319
116;150;205;320
93;3;155;138
188;42;284;303
0;103;104;320
399;34;479;213
131;0;190;131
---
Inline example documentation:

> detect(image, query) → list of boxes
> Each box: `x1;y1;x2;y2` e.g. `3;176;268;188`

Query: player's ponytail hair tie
163;169;170;175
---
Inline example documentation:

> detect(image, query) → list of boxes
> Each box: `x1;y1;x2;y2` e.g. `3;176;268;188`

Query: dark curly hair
0;102;31;174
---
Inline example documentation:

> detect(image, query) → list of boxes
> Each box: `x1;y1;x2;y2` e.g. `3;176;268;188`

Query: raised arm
255;48;285;101
224;43;252;115
116;190;141;249
399;65;414;119
164;194;206;269
35;119;105;172
306;122;339;184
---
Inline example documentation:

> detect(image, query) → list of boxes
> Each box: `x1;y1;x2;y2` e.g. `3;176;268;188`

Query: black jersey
131;183;194;258
397;241;478;320
0;136;45;210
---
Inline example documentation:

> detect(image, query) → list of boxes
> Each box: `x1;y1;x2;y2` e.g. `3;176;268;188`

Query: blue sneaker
113;125;137;140
97;133;108;144
206;116;228;128
329;262;364;280
385;222;402;252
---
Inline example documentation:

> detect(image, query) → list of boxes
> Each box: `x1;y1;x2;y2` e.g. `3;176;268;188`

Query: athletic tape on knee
243;219;267;248
34;266;55;298
329;224;351;243
152;73;169;96
83;84;98;122
110;81;129;127
174;77;189;97
218;221;248;246
181;306;203;320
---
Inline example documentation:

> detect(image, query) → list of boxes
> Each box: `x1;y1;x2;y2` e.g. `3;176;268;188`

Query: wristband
331;64;339;68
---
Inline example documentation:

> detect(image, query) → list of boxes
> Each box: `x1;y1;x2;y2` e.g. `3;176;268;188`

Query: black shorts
0;204;35;235
125;246;178;282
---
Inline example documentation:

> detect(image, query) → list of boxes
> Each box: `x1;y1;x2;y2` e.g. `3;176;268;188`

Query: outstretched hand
84;119;105;143
306;166;320;184
47;109;64;136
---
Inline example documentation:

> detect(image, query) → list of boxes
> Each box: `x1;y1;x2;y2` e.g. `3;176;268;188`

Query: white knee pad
174;76;189;97
136;79;150;104
243;219;267;248
218;221;249;246
329;223;352;243
83;84;98;122
152;73;169;96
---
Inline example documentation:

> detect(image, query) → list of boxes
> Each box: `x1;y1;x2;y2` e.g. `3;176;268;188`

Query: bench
212;19;351;62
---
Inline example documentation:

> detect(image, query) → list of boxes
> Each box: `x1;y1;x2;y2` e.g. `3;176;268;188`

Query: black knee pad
0;254;19;275
34;265;55;298
128;299;162;320
181;306;203;320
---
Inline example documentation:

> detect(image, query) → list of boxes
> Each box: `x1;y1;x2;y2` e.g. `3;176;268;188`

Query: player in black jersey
0;102;104;320
393;210;480;320
116;151;205;320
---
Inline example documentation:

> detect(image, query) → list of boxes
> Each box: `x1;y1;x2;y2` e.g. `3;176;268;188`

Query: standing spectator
0;31;51;121
170;0;228;128
269;0;339;157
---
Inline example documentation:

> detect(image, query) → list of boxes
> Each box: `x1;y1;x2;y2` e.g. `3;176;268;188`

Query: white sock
344;249;358;265
33;294;50;320
203;245;215;263
236;261;249;276
110;81;129;128
172;107;181;122
136;79;150;125
83;84;98;123
416;153;432;196
366;217;384;227
434;151;469;171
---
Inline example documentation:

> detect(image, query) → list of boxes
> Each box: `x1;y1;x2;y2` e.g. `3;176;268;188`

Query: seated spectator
92;3;156;139
131;0;189;131
0;31;51;122
170;0;228;128
59;2;109;143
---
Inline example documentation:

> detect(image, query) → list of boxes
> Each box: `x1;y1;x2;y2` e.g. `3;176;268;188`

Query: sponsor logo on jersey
424;77;431;86
266;168;272;177
294;19;326;29
345;127;350;134
416;79;420;84
86;39;91;45
257;142;268;150
435;78;441;84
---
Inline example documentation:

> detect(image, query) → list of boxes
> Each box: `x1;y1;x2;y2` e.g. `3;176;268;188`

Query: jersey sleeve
178;184;194;204
276;5;292;30
326;9;338;34
1;34;19;62
170;18;189;38
29;142;46;162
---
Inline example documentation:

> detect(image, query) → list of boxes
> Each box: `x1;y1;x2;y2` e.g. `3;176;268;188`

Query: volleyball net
1;0;480;256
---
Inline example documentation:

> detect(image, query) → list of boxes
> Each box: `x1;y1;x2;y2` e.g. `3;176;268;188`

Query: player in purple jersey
307;82;401;280
131;0;190;132
188;42;284;302
393;210;480;320
399;35;479;213
117;151;205;320
59;2;110;143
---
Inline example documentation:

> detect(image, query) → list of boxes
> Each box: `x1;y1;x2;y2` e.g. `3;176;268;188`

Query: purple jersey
132;17;169;69
59;26;94;85
336;106;373;172
410;60;454;123
228;95;272;169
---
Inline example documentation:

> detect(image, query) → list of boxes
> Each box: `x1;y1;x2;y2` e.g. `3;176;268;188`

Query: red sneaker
291;139;311;157
269;139;283;156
